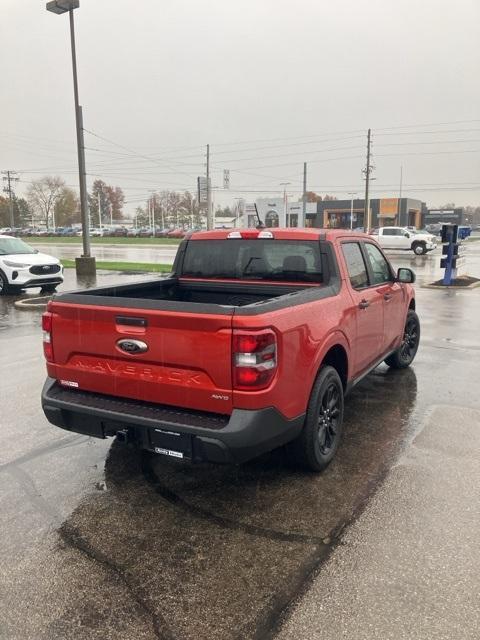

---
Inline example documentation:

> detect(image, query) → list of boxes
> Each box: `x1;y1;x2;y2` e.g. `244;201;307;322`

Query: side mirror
404;232;410;238
34;249;39;254
397;267;415;283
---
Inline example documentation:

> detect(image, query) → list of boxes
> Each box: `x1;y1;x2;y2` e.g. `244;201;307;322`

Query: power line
375;118;480;132
83;128;199;180
376;128;480;137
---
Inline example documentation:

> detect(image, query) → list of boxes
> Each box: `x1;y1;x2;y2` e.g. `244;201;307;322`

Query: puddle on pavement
43;367;417;640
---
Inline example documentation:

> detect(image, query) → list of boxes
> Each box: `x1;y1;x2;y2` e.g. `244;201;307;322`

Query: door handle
358;299;370;309
383;293;393;301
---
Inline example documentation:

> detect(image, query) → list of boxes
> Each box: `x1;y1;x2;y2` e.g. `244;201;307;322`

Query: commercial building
424;207;467;226
243;196;433;230
315;197;427;229
245;198;317;228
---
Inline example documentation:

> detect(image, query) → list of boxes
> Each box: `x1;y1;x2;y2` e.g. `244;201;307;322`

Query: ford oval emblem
116;339;148;354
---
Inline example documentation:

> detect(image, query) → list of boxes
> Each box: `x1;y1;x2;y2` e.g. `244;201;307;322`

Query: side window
364;243;392;284
393;229;404;236
382;228;395;236
341;243;369;289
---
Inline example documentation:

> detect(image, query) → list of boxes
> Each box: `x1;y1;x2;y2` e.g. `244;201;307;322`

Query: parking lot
1;245;479;640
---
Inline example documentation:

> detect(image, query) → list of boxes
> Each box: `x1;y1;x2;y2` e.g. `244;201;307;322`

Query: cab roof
188;228;367;241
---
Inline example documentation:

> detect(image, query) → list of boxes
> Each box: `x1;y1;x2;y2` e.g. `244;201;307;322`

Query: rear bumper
41;378;304;464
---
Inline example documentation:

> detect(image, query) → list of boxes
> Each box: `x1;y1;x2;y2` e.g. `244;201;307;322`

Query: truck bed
55;276;319;309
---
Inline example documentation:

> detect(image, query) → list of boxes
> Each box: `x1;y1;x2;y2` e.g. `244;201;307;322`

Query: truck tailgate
47;302;234;414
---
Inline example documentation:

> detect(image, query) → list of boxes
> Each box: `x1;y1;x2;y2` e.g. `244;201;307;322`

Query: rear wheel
412;242;426;255
385;310;420;369
288;365;344;472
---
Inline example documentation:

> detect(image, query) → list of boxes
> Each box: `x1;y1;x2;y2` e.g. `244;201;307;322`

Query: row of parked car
0;226;80;237
0;226;198;239
91;226;193;238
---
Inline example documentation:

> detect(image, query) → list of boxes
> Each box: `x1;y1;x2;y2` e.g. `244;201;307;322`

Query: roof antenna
254;203;265;229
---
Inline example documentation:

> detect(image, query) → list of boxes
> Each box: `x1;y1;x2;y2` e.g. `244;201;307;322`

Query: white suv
0;235;64;295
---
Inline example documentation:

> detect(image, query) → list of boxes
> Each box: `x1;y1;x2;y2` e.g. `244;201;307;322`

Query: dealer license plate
151;428;192;459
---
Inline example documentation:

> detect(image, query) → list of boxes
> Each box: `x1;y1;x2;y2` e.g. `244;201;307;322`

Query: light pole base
75;256;96;276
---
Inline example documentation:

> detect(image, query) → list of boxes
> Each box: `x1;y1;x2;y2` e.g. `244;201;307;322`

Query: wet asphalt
0;242;479;640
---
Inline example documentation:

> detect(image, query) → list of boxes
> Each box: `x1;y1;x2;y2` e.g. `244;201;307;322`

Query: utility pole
2;170;19;228
206;144;212;230
363;129;373;233
302;162;307;228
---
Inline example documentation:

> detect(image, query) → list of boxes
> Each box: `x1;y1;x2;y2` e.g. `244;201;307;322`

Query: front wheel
40;285;58;294
385;310;420;369
287;365;344;472
0;271;10;296
412;242;426;255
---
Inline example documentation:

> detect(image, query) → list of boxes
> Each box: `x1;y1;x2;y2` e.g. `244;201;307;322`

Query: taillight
233;329;277;390
42;311;54;362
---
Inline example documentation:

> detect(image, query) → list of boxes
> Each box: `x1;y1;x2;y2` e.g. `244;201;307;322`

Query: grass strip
62;259;172;273
26;236;181;245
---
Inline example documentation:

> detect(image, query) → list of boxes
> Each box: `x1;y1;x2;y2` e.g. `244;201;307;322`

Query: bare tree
26;176;65;229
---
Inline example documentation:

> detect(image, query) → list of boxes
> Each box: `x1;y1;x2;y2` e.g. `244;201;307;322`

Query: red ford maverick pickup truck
41;228;419;471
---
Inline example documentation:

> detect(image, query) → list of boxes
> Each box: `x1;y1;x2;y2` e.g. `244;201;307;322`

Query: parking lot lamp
348;192;358;230
46;0;95;275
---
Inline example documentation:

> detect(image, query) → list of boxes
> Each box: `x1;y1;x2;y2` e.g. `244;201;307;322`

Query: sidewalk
277;405;480;640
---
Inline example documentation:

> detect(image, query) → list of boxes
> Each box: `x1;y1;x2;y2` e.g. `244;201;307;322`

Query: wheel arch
310;332;350;393
321;344;348;390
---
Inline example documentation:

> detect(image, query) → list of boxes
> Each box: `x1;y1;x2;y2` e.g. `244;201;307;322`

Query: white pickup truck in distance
372;227;437;255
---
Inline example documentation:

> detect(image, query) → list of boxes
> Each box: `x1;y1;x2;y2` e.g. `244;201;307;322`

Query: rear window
181;239;323;282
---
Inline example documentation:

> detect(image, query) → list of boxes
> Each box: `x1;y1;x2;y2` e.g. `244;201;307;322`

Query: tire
0;271;10;296
288;365;344;472
412;242;426;255
40;285;58;294
385;310;420;369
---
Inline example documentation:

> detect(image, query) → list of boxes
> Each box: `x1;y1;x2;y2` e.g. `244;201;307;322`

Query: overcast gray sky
2;0;480;214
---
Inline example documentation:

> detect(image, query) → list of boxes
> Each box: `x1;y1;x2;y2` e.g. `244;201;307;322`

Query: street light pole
348;192;358;230
46;0;95;276
280;182;290;227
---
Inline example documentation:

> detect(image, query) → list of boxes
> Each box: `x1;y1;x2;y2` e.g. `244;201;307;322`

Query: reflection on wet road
0;242;479;639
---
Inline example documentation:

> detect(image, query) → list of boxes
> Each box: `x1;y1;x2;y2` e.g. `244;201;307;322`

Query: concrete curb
422;280;480;290
14;295;52;311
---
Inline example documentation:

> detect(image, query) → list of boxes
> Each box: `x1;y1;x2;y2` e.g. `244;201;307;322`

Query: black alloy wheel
318;381;341;455
288;365;344;472
385;310;420;369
